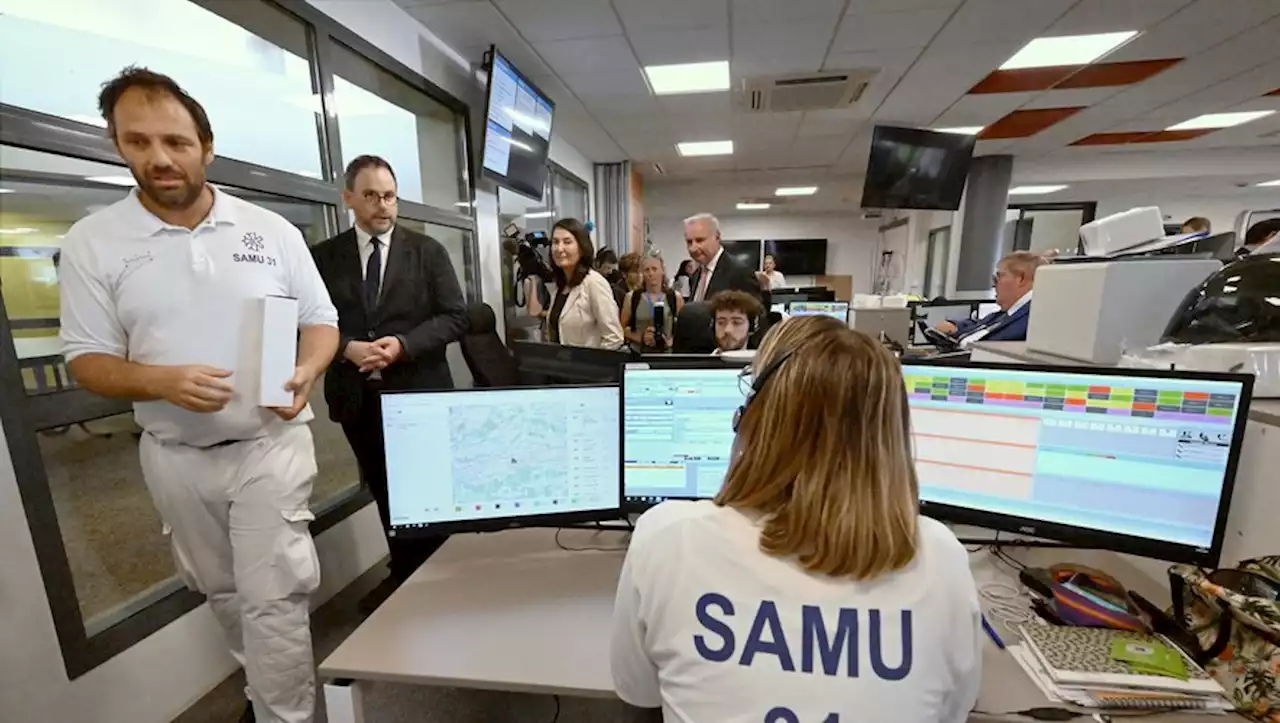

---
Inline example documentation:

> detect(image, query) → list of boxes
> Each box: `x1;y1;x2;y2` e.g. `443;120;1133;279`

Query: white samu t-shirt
610;501;982;723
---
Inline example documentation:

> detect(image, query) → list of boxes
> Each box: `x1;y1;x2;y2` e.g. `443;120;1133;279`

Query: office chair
459;303;520;387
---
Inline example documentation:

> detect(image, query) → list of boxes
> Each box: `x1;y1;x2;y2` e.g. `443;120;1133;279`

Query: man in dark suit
936;250;1044;346
684;213;763;302
312;155;467;609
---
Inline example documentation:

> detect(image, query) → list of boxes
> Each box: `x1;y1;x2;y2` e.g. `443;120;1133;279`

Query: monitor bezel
480;45;556;201
620;356;751;512
903;359;1254;566
380;384;624;536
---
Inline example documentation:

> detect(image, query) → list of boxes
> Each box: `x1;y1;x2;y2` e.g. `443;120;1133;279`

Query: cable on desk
554;527;630;552
549;694;561;723
971;707;1083;721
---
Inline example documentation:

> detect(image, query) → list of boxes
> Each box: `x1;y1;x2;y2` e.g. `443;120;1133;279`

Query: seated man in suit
936;250;1044;347
684;213;763;302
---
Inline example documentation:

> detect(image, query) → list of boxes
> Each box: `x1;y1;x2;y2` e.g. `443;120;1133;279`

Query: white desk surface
12;336;63;360
320;528;1239;721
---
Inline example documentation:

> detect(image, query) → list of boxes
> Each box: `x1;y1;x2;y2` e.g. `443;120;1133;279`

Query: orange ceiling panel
979;107;1083;139
969;59;1182;94
1267;88;1280;97
1130;129;1215;143
1071;132;1155;146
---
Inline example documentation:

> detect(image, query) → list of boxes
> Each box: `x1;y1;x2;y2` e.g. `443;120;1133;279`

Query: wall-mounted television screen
860;125;976;211
721;240;762;272
765;239;828;275
481;46;554;200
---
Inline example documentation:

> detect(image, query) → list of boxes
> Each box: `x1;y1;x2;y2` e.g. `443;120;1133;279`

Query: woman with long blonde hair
611;316;981;723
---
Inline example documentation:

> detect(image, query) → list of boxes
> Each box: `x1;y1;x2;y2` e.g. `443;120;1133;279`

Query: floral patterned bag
1169;556;1280;722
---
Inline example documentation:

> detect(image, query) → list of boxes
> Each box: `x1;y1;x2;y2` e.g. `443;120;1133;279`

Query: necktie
695;266;710;301
364;237;382;311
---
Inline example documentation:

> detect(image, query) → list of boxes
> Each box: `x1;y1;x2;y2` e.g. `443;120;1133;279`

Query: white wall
648;212;885;294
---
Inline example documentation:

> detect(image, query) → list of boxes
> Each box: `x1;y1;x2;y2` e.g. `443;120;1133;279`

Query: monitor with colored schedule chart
903;361;1253;565
788;301;849;322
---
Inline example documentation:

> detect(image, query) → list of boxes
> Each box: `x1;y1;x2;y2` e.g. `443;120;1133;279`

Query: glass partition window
551;165;588;222
0;0;323;178
331;43;464;209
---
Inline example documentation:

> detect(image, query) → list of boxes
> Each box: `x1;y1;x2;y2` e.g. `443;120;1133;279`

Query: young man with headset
709;290;764;355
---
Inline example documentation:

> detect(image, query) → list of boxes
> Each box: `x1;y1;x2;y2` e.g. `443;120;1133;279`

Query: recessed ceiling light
644;61;730;95
1000;31;1138;70
775;186;818;196
736;202;771;210
677;140;733;157
0;188;13;194
85;175;137;186
934;126;984;135
1166;110;1275;131
1008;185;1069;195
524;211;553;219
1256;179;1280;187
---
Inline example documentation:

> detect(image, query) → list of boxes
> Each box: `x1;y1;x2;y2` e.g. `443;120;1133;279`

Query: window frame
0;0;477;678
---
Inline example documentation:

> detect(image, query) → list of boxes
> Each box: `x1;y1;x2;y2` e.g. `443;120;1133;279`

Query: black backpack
628;289;679;331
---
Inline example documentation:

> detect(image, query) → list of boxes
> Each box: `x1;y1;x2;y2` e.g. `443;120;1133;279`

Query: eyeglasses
361;190;398;206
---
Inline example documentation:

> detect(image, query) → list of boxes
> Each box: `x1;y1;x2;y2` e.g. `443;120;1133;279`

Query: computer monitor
788;301;850;322
382;385;623;534
903;361;1253;565
621;357;751;510
511;341;634;383
770;286;836;306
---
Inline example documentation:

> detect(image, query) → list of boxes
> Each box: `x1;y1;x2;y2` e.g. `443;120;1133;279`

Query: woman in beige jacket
547;218;625;349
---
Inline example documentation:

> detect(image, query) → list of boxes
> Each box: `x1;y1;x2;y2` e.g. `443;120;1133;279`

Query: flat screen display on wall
860;125;975;211
765;239;828;275
482;47;555;200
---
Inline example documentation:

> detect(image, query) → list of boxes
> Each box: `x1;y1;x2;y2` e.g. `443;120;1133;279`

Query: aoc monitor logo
234;232;277;266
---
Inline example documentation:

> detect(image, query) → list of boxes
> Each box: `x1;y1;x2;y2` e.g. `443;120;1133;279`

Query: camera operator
621;250;683;352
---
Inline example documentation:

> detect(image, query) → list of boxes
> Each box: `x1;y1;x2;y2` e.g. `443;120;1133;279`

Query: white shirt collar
355;224;393;248
1007;289;1033;316
705;246;724;273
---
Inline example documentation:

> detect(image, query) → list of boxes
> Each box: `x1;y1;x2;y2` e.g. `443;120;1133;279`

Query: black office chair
460;303;520;387
672;301;716;354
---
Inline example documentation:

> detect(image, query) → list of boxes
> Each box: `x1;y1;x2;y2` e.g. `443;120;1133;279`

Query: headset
731;345;797;432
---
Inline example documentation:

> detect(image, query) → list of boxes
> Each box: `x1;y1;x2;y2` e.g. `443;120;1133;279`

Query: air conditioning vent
739;69;878;113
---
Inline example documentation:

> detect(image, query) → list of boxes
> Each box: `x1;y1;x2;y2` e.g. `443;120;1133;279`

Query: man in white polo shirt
58;66;338;723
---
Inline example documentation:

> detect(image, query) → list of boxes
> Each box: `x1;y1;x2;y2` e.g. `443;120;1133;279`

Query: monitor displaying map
381;385;622;533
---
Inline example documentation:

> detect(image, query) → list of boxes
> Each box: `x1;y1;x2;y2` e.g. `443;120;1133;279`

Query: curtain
593;161;629;253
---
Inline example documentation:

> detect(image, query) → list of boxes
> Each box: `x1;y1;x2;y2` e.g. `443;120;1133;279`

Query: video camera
503;223;555;306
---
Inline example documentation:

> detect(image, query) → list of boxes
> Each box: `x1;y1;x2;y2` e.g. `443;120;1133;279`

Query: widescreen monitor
903;361;1253;565
788;301;849;322
511;341;634;383
861;125;976;211
621;358;750;509
383;385;622;534
765;239;828;275
481;47;554;199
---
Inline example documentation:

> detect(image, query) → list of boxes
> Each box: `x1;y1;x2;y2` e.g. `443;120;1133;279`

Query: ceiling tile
731;21;834;75
733;0;846;25
979;106;1084;139
832;8;952;52
558;67;651;98
613;0;728;33
1043;0;1194;35
629;27;730;65
732;112;804;142
493;0;621;42
930;0;1074;50
932;92;1035;126
796;109;865;137
535;36;639;75
1107;0;1280;61
847;0;963;12
402;3;516;52
1021;86;1122;110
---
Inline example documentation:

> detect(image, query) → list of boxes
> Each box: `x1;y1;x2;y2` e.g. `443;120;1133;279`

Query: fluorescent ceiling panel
1008;185;1068;195
1166;111;1275;131
644;61;730;95
775;186;818;196
524;211;553;219
1256;179;1280;187
934;126;984;135
1000;31;1138;70
677;140;734;156
736;202;771;210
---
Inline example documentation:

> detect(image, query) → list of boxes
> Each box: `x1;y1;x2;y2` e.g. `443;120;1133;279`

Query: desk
12;336;64;360
319;528;1238;723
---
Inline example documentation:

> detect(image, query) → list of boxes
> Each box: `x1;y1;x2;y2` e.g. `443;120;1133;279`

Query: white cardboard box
257;295;298;407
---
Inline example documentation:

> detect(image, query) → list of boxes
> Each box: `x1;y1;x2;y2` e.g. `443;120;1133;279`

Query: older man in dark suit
312;155;467;610
684;213;763;302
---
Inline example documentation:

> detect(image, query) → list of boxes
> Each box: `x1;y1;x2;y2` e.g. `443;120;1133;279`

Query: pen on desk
981;614;1006;650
